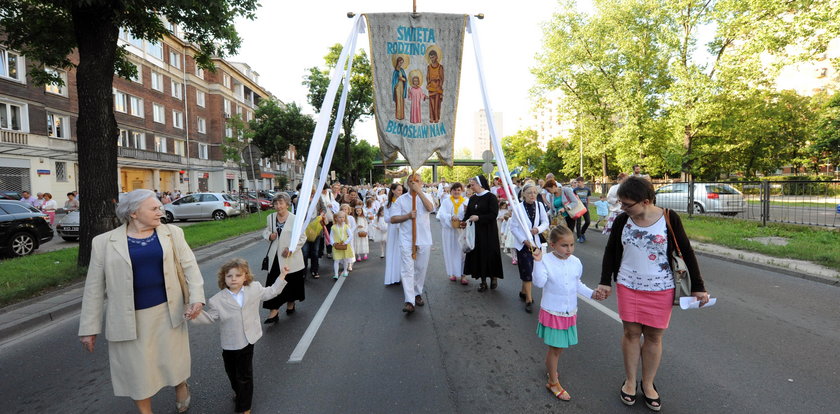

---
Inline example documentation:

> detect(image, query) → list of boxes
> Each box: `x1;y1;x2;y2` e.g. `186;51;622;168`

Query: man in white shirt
391;174;435;313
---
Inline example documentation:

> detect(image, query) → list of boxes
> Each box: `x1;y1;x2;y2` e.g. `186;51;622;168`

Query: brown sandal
546;381;571;401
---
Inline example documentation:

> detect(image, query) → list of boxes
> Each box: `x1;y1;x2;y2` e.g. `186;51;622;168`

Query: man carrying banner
390;173;435;313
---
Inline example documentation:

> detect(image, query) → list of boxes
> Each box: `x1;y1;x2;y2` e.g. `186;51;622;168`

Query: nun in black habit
463;175;504;291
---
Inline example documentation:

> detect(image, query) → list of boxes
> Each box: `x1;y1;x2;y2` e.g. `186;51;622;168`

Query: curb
0;231;263;343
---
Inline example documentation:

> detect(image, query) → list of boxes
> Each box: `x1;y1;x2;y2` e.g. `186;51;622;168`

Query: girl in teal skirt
532;226;604;401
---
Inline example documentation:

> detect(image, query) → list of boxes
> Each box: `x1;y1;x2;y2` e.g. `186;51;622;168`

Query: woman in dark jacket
463;175;503;292
595;177;710;412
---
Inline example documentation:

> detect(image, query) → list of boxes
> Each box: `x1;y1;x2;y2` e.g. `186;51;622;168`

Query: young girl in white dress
371;207;388;259
353;206;370;261
383;183;404;285
532;225;602;402
340;204;356;271
329;211;354;279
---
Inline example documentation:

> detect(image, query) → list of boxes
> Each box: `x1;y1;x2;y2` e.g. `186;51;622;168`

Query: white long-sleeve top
533;254;594;315
510;201;549;250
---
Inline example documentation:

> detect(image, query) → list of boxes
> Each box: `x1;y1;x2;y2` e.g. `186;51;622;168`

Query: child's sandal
546;381;571;401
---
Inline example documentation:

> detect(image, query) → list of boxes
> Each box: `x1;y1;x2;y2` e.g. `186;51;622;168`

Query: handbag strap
265;213;276;255
662;209;683;257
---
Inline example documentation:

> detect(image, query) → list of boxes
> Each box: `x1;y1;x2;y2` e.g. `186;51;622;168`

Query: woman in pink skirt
596;177;709;412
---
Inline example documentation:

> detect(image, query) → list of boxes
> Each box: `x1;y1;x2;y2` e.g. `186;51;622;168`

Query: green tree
501;129;544;173
0;0;258;266
810;93;840;173
303;44;374;184
249;100;315;159
221;114;253;195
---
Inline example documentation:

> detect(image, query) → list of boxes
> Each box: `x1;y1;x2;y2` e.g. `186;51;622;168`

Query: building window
225;126;233;138
46;113;68;138
152;103;165;123
173;110;183;129
0;101;25;131
146;40;163;60
45;68;68;96
223;98;231;116
0;47;23;82
118;129;146;149
155;136;167;153
197;117;206;134
222;73;231;88
198;143;209;160
114;90;127;113
195;65;204;79
196;90;206;107
246;111;253;122
129;95;143;117
171;80;183;99
173;139;185;156
151;71;164;92
169;50;181;69
56;162;68;182
236;105;243;116
130;62;142;84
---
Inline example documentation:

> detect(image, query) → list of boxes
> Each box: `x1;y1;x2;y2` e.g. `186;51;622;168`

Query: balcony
119;146;182;164
1;130;28;145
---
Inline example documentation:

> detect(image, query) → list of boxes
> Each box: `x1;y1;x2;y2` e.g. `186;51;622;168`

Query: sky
231;1;594;155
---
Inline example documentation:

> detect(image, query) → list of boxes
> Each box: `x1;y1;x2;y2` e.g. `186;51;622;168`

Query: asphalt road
2;219;838;413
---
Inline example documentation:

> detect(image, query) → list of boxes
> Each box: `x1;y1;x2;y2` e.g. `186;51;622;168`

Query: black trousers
223;343;254;413
575;209;591;236
303;238;320;275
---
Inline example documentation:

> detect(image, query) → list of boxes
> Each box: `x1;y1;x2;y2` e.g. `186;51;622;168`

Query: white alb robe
437;196;466;276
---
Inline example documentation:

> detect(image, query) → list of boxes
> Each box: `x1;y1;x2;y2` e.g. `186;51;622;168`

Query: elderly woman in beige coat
78;189;205;414
262;192;307;323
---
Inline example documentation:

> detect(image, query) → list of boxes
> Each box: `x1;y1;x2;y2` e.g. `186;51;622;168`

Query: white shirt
532;254;594;314
226;288;245;308
617;215;675;291
396;192;433;247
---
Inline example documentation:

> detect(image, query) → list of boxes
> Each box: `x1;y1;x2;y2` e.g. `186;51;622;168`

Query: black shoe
286;307;296;315
263;315;279;324
415;295;425;306
478;282;488;292
490;279;498;290
642;383;661;412
402;302;415;313
525;301;533;313
518;292;526;301
620;381;637;406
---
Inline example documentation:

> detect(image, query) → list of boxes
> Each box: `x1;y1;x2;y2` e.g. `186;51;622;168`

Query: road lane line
288;276;347;363
578;294;622;323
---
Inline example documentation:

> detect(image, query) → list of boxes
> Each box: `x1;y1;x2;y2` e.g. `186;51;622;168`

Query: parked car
231;195;259;213
655;183;746;216
163;192;241;222
0;200;54;257
56;210;80;241
1;191;23;201
242;193;272;211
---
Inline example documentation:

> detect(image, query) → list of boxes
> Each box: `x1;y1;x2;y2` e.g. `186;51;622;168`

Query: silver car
164;193;241;222
655;183;746;216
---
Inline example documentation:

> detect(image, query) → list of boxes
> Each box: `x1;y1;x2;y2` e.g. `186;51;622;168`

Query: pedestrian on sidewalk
596;176;710;411
383;183;404;286
463;175;503;292
78;189;205;414
391;174;435;313
262;193;307;323
532;226;603;402
510;183;549;313
193;258;288;414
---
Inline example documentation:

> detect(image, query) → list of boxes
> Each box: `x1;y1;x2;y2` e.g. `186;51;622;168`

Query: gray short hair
116;189;157;223
273;192;291;207
522;183;538;196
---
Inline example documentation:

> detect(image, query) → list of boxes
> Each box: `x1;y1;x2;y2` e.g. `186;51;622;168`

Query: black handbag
261;239;273;271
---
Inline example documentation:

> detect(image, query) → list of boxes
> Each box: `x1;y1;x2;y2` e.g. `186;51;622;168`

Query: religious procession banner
365;13;466;170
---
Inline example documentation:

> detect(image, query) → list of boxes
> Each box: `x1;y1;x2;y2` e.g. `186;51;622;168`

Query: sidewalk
0;230;263;343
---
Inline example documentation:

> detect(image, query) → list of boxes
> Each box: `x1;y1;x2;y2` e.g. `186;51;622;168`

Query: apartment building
0;23;284;206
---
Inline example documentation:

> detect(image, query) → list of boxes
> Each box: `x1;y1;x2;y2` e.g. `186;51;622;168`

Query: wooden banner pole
410;170;418;260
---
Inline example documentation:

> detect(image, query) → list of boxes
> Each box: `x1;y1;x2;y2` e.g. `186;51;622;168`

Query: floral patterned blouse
616;214;675;291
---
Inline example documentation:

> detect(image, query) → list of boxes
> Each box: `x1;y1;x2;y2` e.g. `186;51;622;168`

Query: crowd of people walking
77;167;711;413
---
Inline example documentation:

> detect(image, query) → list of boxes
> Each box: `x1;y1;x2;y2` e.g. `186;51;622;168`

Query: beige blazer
78;224;205;342
262;212;307;273
192;280;287;350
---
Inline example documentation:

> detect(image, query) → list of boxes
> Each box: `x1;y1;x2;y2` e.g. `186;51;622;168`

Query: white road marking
578;294;622;323
288;276;347;363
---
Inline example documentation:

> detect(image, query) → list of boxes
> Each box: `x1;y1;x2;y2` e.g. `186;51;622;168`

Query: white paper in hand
679;296;717;310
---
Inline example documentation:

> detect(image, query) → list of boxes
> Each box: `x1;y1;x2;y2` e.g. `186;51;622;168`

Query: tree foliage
0;1;258;266
249;100;315;159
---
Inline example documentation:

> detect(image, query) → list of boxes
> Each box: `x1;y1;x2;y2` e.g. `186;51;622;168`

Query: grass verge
0;211;270;308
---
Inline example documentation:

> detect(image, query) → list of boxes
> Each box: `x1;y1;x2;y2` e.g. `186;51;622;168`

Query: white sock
334;260;340;275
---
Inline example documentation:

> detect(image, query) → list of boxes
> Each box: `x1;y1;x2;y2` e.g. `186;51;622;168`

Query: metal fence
596;180;840;228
